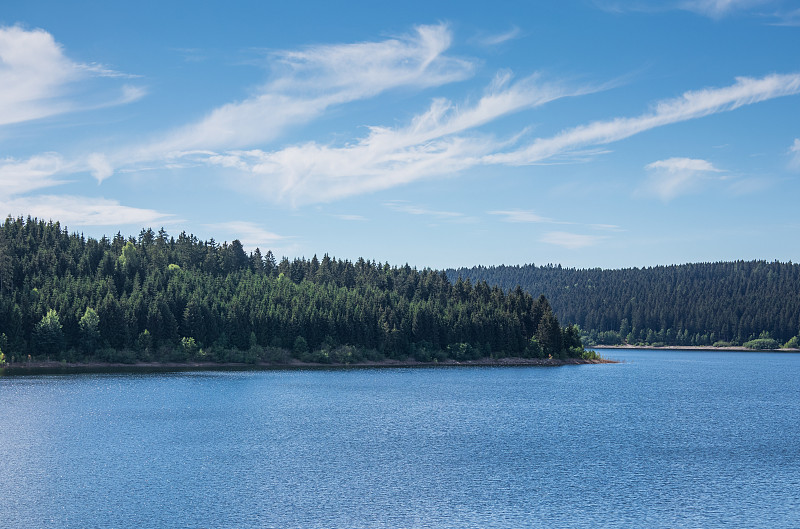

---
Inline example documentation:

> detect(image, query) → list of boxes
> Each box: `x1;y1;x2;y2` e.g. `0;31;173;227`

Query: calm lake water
1;349;799;528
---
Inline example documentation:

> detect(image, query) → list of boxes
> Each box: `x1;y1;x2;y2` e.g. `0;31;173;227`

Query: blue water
1;349;799;528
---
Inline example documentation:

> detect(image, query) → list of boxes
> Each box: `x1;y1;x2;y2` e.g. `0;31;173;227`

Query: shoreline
593;344;800;352
0;356;615;375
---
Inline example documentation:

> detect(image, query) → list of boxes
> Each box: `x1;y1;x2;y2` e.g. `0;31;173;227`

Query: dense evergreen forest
447;262;800;349
0;217;595;365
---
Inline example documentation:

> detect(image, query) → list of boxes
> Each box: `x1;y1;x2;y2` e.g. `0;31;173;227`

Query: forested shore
448;261;800;350
0;217;599;367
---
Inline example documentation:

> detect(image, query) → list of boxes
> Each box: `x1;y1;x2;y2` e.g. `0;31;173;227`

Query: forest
448;261;800;350
0;217;594;365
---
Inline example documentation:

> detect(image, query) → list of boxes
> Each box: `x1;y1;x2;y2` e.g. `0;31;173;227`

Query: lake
1;349;799;528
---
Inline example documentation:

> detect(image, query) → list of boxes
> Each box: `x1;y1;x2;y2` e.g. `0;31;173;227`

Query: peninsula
0;217;603;370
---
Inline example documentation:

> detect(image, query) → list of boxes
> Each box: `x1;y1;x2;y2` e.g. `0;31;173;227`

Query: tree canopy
447;261;800;348
0;216;593;364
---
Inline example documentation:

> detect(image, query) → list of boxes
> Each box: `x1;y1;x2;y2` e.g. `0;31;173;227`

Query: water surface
1;349;798;528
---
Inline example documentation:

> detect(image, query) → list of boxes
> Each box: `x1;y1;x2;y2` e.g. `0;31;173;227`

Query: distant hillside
446;261;800;348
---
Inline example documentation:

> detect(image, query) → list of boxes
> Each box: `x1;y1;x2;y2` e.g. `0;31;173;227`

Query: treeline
0;216;594;365
447;262;800;349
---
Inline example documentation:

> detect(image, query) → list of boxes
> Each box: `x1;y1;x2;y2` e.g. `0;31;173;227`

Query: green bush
446;343;479;361
293;336;309;357
525;336;543;358
743;338;780;350
181;337;199;358
782;336;800;349
330;345;358;364
581;349;601;361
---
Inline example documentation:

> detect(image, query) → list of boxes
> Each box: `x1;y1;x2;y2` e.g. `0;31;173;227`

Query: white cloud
639;157;723;201
595;0;776;18
490;209;622;233
1;152;122;195
488;209;560;223
14;23;799;210
77;62;141;79
0;154;70;195
205;221;287;249
679;0;771;17
789;138;800;169
0;26;76;125
589;223;624;232
188;73;585;204
477;27;521;46
0;25;144;126
0;195;174;226
772;7;800;26
333;214;367;222
646;157;720;173
135;24;473;158
385;201;467;220
487;73;800;166
117;85;147;104
155;73;799;206
87;153;114;183
540;231;607;249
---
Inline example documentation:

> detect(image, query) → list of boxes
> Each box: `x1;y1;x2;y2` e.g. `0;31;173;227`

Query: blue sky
1;0;799;269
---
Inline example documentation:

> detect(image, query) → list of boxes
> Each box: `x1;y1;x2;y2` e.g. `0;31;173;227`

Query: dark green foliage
537;311;562;357
78;307;100;354
0;216;591;363
293;336;309;357
448;261;800;347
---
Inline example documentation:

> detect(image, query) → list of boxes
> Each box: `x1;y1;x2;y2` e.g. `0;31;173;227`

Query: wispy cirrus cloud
385;200;474;222
206;221;287;246
540;231;608;249
0;152;173;230
488;209;563;224
13;23;800;211
189;72;589;204
0;195;174;226
679;0;772;17
475;26;521;46
487;73;800;166
590;223;624;232
0;153;70;195
3;23;480;199
0;25;145;127
204;221;297;254
688;0;800;22
595;0;779;18
130;24;473;161
490;210;623;249
1;151;120;193
487;204;619;249
771;8;800;26
638;157;724;201
789;138;800;169
333;214;367;222
164;72;800;206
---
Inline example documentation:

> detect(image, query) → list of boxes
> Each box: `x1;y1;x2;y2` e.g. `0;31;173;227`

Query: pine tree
33;309;64;358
